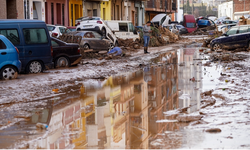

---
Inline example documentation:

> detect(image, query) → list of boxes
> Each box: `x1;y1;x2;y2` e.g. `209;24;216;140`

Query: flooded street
1;44;250;149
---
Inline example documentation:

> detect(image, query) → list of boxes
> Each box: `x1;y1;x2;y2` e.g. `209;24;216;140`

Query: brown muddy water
0;45;250;149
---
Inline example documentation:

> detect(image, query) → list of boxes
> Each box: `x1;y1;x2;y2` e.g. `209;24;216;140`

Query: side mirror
222;33;228;36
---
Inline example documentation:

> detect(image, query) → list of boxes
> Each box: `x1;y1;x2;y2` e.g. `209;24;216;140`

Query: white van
151;13;171;27
105;21;140;41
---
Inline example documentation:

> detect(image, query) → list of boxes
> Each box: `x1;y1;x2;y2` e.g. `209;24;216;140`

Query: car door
222;27;239;49
236;26;249;48
0;39;9;64
83;31;98;50
92;31;109;50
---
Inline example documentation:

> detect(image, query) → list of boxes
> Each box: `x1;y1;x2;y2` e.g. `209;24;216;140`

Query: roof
0;19;45;23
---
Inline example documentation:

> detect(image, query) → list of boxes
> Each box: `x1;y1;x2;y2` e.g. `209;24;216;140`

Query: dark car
61;31;113;51
50;37;82;68
176;25;189;34
210;25;250;51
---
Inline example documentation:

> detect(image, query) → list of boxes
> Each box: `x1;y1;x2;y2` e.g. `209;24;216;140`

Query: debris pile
210;53;249;62
117;38;140;51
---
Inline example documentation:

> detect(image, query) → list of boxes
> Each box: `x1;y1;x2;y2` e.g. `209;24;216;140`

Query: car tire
0;66;18;80
27;61;43;74
55;57;70;68
102;28;106;38
83;44;90;50
212;43;221;51
108;43;114;51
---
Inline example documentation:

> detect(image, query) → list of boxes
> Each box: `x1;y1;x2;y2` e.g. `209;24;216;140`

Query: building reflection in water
9;50;186;149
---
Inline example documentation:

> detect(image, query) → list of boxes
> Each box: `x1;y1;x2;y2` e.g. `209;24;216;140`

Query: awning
234;11;250;15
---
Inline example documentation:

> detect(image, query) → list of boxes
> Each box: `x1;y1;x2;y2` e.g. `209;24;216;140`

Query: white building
23;0;46;21
218;1;233;20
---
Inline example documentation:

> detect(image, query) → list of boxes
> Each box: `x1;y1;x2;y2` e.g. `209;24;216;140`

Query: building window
51;3;54;24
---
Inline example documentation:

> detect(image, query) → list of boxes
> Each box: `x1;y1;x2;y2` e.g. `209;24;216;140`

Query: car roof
47;24;56;26
0;19;45;23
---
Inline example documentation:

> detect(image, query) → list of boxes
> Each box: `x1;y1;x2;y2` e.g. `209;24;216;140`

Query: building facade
218;1;233;20
45;0;69;26
234;0;250;19
0;0;24;19
145;0;178;22
69;0;83;26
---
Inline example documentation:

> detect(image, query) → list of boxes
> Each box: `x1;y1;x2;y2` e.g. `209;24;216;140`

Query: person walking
143;21;152;54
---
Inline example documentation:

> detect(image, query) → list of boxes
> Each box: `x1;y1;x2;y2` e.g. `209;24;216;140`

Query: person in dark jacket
143;21;152;54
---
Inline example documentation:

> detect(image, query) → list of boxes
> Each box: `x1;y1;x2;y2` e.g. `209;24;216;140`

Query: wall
69;0;83;26
0;0;7;19
233;0;250;19
83;1;100;17
101;0;112;20
29;0;45;21
0;0;24;19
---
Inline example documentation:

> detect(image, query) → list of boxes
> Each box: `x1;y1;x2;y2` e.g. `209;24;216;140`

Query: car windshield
47;26;55;31
186;23;196;28
82;17;100;21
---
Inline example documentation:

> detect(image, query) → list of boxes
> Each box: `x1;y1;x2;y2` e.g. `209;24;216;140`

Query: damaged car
59;31;114;51
210;25;250;51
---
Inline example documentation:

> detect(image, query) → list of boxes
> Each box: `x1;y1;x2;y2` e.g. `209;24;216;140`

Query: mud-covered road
0;36;250;149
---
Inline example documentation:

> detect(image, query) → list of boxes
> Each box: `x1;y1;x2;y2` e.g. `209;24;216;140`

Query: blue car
211;25;250;51
0;35;21;80
198;19;215;28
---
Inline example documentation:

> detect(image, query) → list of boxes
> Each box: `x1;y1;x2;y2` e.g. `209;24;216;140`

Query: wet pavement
1;44;250;149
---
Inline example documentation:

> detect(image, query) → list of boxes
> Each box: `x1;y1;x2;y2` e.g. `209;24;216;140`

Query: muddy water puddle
1;47;250;149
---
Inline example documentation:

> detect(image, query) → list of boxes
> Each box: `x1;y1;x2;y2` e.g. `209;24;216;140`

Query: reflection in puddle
0;47;220;149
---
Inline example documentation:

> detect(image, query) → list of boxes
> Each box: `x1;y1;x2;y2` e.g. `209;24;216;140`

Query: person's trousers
143;35;150;47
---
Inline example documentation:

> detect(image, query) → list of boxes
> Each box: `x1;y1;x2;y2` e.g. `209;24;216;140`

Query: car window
129;22;135;32
0;29;20;45
239;26;249;34
0;39;7;49
51;40;59;47
119;23;128;32
227;27;238;35
92;32;102;39
47;26;55;31
23;28;48;44
59;27;69;34
84;32;95;38
160;16;167;25
82;17;100;21
186;23;196;28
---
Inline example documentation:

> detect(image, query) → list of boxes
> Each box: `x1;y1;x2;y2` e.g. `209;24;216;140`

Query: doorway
7;0;17;19
132;11;135;25
56;3;62;25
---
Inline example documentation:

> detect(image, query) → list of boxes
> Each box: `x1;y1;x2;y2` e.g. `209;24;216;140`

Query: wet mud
1;42;250;149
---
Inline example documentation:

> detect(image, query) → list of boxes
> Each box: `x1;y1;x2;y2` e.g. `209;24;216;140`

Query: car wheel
83;44;90;50
102;28;106;38
108;43;114;51
55;57;69;68
0;66;18;80
28;61;43;74
212;43;221;51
